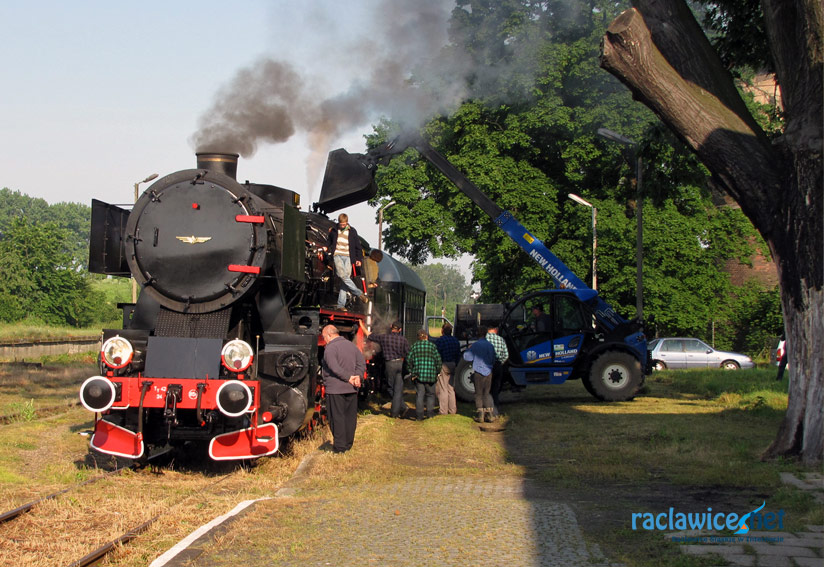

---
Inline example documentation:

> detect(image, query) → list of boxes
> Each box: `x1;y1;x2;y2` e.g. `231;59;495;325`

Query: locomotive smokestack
196;152;239;180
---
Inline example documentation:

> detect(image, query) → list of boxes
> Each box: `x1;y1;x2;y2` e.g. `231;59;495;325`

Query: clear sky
0;0;461;257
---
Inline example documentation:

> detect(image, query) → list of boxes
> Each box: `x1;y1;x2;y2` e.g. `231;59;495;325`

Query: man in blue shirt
463;326;496;423
434;323;461;415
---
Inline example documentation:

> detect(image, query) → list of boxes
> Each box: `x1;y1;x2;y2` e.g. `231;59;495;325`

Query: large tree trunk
600;0;823;464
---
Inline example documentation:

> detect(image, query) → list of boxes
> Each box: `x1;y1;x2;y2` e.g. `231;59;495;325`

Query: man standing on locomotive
327;213;369;310
321;324;366;453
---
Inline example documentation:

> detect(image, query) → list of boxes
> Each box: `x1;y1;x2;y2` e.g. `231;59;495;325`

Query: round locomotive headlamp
216;380;253;417
101;336;134;369
79;376;117;412
221;339;253;372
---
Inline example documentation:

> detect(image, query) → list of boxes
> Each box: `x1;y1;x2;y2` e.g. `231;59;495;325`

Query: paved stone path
271;475;614;567
156;436;823;567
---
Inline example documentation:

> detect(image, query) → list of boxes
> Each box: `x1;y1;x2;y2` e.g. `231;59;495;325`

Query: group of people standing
322;317;511;452
322;214;511;452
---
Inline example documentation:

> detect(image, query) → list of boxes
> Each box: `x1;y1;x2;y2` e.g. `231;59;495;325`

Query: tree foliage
697;0;773;72
0;188;90;269
406;262;474;321
368;0;779;353
0;214;114;327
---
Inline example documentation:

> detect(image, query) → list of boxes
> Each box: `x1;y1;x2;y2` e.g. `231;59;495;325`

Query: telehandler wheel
454;359;475;403
584;351;643;401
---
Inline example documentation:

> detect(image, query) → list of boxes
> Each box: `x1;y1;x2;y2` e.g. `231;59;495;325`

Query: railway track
0;436;313;566
0;451;171;525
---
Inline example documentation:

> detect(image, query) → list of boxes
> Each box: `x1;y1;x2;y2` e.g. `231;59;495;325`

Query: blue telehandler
323;133;650;401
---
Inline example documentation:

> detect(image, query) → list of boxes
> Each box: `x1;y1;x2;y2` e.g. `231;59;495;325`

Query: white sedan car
648;338;755;371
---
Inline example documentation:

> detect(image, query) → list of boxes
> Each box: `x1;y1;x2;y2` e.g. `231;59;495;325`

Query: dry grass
0;429;327;567
299;410;518;491
97;435;328;567
0;322;103;342
0;365;819;567
0;363;94;415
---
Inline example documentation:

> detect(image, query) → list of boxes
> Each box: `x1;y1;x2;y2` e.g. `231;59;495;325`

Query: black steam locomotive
79;151;424;460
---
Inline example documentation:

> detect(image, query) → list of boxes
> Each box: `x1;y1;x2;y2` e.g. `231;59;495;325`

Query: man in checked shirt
407;329;442;420
359;320;410;418
485;325;509;418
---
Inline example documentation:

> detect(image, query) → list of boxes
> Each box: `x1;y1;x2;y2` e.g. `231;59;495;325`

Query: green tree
407;262;474;321
369;0;764;336
0;188;90;269
0;217;105;327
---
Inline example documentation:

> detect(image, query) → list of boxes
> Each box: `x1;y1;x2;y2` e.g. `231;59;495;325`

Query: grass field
0;356;818;566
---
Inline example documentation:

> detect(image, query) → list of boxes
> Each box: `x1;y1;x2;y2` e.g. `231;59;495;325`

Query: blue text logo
632;501;784;532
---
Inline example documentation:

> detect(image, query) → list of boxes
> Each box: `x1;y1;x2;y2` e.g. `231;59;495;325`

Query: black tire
652;360;667;372
581;371;597;397
721;360;740;370
583;351;643;401
454;359;475;403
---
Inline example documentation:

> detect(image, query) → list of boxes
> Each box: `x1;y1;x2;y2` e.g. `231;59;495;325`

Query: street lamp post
131;173;159;302
597;127;643;322
567;194;597;291
431;283;442;318
377;200;396;251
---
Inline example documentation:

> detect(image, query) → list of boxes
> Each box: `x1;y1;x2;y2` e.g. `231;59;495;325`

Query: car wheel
721;360;740;370
454;359;475;403
652;360;667;372
584;351;643;401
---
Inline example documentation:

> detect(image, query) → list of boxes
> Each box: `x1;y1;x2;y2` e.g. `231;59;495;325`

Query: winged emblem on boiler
176;235;212;244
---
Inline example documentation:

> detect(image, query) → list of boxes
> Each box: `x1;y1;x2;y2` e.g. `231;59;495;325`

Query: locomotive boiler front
125;153;275;314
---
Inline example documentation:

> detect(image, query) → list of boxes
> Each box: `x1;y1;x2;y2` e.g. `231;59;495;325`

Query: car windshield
648;339;660;349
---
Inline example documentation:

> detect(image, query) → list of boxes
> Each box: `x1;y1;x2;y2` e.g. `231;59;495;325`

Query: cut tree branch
599;2;784;237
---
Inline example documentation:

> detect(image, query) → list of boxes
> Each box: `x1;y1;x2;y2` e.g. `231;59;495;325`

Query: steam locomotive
79;151;424;461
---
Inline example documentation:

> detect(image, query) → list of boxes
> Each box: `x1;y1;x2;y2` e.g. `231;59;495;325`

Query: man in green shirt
486;325;509;418
407;329;442;420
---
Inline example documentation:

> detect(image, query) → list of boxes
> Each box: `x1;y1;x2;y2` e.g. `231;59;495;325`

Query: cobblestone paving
667;473;824;567
272;475;615;567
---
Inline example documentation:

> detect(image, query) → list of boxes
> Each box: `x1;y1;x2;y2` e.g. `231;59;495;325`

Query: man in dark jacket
321;324;366;453
359;319;409;418
434;323;460;415
327;213;368;310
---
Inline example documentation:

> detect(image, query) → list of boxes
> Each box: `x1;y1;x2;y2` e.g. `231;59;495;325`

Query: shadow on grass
491;371;812;566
